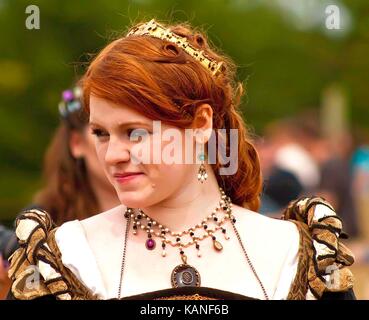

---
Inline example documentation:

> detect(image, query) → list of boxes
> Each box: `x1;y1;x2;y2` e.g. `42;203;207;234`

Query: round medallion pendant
171;264;201;288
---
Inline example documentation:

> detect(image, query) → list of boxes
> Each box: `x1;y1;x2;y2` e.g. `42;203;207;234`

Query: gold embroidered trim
286;221;311;300
8;209;96;300
283;197;355;299
155;293;217;300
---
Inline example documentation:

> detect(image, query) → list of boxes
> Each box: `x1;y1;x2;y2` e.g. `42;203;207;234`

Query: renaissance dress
7;197;355;300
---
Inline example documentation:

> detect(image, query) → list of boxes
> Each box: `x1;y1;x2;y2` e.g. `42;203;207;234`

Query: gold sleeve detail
8;209;96;300
283;197;355;300
46;229;98;300
8;209;55;299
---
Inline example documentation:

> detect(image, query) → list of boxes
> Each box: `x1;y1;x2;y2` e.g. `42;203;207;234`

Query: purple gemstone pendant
145;238;156;250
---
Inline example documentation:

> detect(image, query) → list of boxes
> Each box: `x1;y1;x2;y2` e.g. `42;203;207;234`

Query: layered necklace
118;187;269;300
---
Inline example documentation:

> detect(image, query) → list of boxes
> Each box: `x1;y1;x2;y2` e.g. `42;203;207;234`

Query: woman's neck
140;166;223;232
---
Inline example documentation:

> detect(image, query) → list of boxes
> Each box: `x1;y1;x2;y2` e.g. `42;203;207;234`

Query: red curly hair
82;20;262;211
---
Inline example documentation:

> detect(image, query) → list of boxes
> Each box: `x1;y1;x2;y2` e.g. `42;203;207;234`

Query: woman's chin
118;193;148;209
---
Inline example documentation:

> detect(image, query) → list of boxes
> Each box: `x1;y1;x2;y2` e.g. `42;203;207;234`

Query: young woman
8;19;355;300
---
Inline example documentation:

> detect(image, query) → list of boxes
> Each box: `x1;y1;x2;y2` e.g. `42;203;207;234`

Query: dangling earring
197;153;208;183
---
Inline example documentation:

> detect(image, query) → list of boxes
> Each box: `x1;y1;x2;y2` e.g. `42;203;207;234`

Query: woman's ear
69;131;85;159
192;104;213;144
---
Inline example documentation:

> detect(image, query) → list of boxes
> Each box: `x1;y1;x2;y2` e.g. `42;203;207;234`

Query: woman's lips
114;173;144;184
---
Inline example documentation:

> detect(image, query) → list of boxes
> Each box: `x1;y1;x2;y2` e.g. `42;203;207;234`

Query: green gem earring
197;153;208;183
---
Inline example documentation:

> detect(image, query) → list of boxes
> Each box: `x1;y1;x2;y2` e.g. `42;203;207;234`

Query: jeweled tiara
126;19;224;77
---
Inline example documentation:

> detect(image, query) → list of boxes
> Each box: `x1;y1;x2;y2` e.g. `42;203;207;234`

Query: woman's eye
128;128;150;140
91;128;109;138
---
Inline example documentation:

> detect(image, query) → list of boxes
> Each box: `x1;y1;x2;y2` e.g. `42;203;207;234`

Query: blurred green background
0;0;368;221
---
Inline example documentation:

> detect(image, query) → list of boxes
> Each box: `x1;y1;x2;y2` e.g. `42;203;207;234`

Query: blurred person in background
291;112;359;239
352;144;369;196
264;118;321;192
349;128;369;264
2;86;120;299
0;255;10;299
31;86;120;225
256;136;304;216
260;111;359;238
257;119;319;216
351;128;369;212
258;110;359;240
260;168;303;217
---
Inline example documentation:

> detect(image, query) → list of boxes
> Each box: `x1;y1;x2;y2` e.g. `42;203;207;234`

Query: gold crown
126;19;224;77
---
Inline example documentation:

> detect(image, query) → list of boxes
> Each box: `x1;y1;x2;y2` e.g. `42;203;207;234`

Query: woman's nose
104;137;130;165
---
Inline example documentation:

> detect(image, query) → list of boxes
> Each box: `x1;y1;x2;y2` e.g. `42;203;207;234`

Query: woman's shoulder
56;204;126;251
232;204;299;250
7;208;98;300
73;205;127;248
78;204;126;232
232;197;356;300
232;204;300;298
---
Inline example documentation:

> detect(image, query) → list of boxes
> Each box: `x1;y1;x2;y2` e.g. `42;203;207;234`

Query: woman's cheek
95;143;108;166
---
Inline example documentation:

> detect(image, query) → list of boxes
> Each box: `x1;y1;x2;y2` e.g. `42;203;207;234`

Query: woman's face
88;96;198;208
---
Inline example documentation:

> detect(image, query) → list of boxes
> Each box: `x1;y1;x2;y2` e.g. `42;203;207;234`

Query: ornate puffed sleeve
283;197;355;300
7;209;95;300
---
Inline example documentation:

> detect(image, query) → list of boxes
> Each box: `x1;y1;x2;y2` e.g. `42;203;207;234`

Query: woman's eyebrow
117;121;151;127
89;121;152;128
89;122;104;128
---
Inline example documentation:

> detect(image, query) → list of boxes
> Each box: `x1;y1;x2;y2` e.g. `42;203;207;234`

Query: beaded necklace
117;187;269;300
